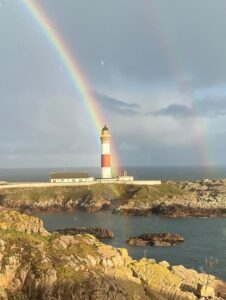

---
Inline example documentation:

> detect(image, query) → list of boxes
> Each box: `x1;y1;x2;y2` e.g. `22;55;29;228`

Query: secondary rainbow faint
21;0;120;176
146;2;215;167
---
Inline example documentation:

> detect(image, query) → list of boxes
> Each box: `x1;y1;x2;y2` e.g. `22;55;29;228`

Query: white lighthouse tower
100;125;112;179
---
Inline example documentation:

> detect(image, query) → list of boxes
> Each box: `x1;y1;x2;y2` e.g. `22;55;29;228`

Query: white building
116;171;134;182
49;172;94;183
117;175;134;181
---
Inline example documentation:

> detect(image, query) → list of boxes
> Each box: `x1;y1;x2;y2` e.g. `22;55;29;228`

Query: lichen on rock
0;210;49;236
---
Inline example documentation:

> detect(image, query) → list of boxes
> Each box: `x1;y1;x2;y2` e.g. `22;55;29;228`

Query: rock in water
127;232;184;247
54;227;114;239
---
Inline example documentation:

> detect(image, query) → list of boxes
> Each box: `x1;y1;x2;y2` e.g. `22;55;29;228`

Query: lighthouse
100;125;112;179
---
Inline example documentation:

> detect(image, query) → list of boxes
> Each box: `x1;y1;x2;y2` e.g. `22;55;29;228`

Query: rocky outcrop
116;179;226;217
127;232;184;247
131;259;226;300
0;210;224;299
113;207;152;216
0;210;49;236
152;204;226;218
53;227;114;239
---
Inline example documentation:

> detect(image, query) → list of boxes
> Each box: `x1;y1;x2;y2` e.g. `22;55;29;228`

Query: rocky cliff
115;179;226;217
0;180;226;217
0;210;225;299
0;184;120;212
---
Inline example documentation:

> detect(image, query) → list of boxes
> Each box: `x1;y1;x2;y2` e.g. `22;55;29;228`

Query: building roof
50;172;90;179
102;125;108;131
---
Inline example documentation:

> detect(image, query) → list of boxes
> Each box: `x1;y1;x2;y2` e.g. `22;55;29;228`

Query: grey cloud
199;97;226;117
0;92;99;157
94;92;139;115
148;97;226;118
2;0;226;93
43;0;226;87
149;103;193;118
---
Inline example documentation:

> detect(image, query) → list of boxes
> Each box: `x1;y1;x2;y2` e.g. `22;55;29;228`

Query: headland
0;179;226;217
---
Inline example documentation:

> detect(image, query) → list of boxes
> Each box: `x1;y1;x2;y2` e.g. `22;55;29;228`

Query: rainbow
21;0;120;175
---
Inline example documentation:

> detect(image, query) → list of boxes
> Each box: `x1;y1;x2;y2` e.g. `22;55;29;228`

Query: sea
1;166;226;280
1;165;226;182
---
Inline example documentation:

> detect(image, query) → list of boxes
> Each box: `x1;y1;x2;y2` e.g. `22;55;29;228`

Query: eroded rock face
116;179;226;217
152;204;226;218
215;281;226;299
0;184;120;213
53;227;114;239
130;259;225;300
127;232;184;247
0;210;49;236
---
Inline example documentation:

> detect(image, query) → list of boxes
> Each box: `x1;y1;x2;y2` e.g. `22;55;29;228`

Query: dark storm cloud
148;97;226;118
94;92;139;116
149;104;193;118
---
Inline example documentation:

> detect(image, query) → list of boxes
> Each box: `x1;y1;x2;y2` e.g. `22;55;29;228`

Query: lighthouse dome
102;125;109;134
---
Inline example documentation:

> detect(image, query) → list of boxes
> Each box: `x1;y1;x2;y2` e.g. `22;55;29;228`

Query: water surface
2;165;226;182
35;210;226;280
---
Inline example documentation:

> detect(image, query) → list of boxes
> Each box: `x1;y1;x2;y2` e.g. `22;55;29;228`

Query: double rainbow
147;2;214;166
21;0;120;175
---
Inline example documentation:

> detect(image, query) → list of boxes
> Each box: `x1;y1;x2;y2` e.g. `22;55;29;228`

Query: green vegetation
0;182;186;211
56;265;81;280
67;239;98;258
119;183;186;205
0;186;89;205
0;184;123;208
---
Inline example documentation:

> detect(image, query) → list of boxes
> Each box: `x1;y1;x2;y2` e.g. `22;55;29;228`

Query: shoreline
0;179;225;218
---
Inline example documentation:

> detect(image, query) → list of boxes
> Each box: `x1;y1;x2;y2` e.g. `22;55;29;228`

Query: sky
1;0;226;168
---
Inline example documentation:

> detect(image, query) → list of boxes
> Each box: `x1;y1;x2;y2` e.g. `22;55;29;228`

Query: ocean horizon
1;165;226;182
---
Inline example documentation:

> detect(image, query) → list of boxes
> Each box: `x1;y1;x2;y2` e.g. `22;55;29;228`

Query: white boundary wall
116;180;161;185
0;182;97;189
0;180;161;190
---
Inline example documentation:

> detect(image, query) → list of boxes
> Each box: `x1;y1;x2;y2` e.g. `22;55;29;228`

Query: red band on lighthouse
101;154;111;167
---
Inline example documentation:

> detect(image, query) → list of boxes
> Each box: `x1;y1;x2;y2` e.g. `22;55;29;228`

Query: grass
0;182;186;210
0;184;122;207
56;265;81;280
119;183;186;205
